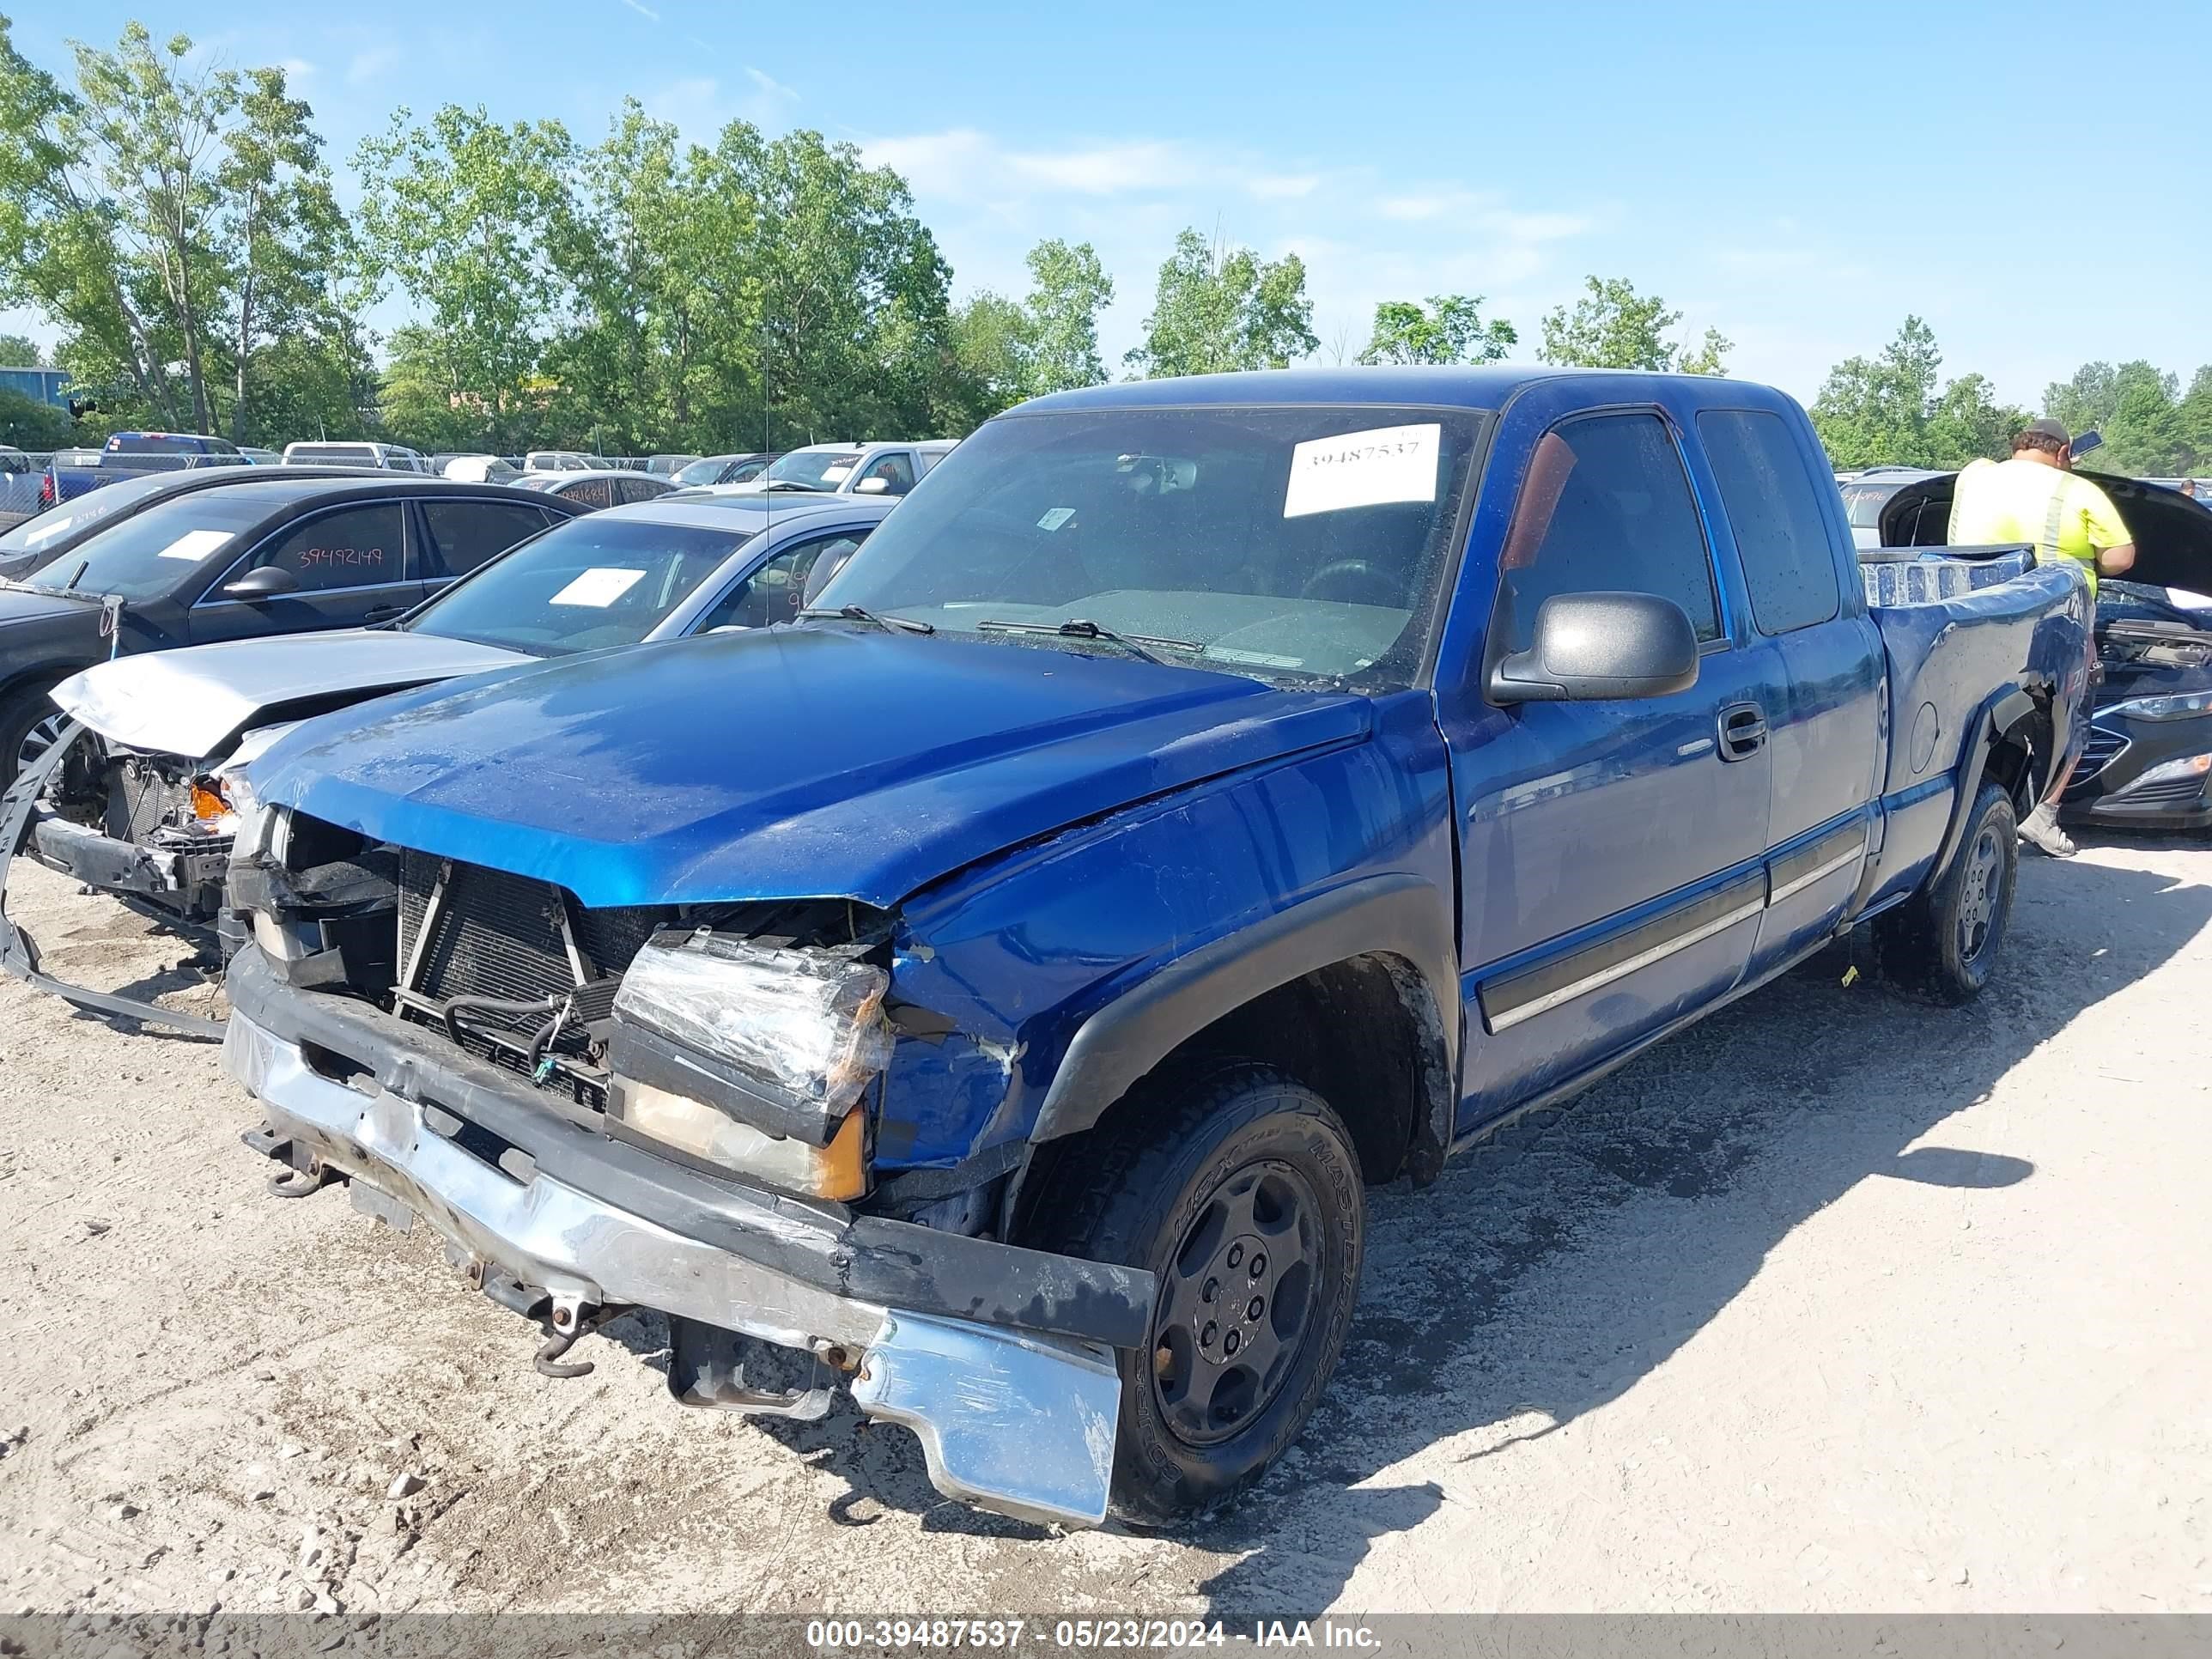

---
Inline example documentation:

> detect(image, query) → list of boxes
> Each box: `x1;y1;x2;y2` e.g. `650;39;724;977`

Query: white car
279;441;431;472
708;439;956;500
441;453;525;483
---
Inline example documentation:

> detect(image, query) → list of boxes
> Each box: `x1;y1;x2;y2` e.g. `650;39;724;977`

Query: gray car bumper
222;951;1139;1528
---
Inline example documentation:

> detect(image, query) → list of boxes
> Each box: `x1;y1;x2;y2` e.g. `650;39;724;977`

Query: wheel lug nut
1200;1321;1218;1347
1248;1297;1264;1321
1249;1253;1267;1278
1226;1244;1243;1268
1224;1329;1241;1355
1201;1278;1218;1303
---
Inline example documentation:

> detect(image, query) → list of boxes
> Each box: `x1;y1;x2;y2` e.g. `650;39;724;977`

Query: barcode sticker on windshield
156;528;236;562
1283;422;1441;519
1037;507;1075;531
23;515;73;544
550;567;647;608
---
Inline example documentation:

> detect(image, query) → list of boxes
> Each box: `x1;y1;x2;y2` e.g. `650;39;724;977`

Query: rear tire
1025;1064;1364;1527
1875;780;2018;1004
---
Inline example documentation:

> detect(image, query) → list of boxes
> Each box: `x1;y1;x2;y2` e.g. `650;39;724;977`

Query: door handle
1718;702;1767;762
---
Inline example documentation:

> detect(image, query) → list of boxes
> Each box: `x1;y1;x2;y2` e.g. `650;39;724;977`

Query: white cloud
344;46;399;86
1247;173;1322;201
744;66;799;108
276;57;317;85
620;0;660;18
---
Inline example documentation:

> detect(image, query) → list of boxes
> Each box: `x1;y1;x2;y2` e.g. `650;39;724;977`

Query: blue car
213;367;2087;1528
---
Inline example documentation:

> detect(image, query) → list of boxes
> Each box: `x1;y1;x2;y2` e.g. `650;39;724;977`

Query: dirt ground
2;835;2208;1621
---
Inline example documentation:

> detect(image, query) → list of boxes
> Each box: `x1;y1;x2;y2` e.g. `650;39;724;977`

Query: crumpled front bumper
222;944;1146;1528
0;720;225;1039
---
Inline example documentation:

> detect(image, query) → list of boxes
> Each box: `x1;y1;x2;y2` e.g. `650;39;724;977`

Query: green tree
1021;238;1113;396
0;331;41;366
2180;365;2212;474
945;237;1115;424
0;384;70;446
1127;228;1316;378
1810;317;2024;470
1537;275;1731;374
354;104;575;450
2043;360;2191;477
1358;295;1516;366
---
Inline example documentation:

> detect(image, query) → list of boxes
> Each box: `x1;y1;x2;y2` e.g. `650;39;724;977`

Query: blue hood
252;627;1373;909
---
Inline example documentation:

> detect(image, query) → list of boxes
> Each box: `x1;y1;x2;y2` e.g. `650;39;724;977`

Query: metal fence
0;453;53;530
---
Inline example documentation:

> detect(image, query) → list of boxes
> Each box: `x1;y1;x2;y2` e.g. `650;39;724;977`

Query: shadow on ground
763;851;2209;1607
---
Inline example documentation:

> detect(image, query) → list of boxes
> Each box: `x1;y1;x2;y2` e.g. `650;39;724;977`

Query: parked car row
0;368;2094;1534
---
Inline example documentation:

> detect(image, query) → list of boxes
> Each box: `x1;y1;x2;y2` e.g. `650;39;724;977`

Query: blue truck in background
216;367;2090;1529
40;430;246;510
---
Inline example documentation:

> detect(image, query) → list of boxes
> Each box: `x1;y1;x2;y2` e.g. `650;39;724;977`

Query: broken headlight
607;932;891;1199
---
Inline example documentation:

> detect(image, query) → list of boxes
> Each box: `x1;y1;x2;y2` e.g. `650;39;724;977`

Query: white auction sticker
1036;507;1075;531
156;528;237;562
23;514;73;545
549;567;647;608
821;465;854;483
1283;422;1441;519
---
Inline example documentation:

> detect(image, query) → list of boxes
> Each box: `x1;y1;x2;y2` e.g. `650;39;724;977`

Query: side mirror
221;565;301;601
853;476;891;495
1489;591;1700;704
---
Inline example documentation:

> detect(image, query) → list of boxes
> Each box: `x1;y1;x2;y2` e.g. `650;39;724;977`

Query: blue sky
9;0;2207;408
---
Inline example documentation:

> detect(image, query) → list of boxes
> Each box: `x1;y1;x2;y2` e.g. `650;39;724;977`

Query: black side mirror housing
221;565;301;601
1489;591;1701;704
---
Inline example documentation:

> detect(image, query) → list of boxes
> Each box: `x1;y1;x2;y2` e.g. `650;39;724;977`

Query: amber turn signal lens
191;782;228;820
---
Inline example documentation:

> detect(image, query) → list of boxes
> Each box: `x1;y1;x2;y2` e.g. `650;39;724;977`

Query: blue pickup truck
220;368;2088;1529
42;430;247;508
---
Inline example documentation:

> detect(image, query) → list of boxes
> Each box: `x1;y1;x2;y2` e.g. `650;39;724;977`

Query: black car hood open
1879;470;2212;595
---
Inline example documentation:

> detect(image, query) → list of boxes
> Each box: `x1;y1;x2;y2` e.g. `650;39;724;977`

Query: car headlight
2106;690;2212;721
608;932;891;1199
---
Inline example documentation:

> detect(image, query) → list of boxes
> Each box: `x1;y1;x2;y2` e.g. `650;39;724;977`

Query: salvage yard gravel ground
1;839;2207;1618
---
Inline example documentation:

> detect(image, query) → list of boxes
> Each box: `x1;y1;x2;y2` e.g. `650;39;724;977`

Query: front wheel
0;685;64;792
1027;1065;1365;1527
1875;779;2018;1003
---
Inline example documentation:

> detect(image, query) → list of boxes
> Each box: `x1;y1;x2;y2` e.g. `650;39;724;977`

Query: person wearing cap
1948;418;2135;857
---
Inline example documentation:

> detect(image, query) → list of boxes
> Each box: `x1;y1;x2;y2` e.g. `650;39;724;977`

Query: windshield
406;515;751;655
676;455;739;485
108;434;219;456
0;472;175;554
1841;481;1906;529
816;404;1486;688
24;491;271;601
763;450;864;490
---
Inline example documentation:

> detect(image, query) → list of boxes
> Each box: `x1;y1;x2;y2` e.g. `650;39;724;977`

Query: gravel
1;839;2208;1616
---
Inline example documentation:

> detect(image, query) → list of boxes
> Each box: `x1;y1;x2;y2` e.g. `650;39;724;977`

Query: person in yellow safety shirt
1949;417;2136;859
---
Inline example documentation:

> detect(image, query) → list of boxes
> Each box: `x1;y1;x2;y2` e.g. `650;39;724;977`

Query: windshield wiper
797;604;936;635
972;617;1198;665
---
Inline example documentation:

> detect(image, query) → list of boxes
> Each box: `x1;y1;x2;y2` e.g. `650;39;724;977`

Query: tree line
2;18;2205;481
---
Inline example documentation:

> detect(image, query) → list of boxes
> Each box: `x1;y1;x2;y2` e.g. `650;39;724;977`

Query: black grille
395;851;672;1079
2118;770;2210;806
106;763;189;844
2066;726;2128;794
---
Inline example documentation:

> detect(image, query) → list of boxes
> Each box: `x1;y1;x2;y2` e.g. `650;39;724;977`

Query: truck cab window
1497;413;1721;652
1697;410;1841;634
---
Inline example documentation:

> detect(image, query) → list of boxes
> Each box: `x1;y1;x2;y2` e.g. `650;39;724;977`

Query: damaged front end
223;806;1149;1528
0;720;252;1038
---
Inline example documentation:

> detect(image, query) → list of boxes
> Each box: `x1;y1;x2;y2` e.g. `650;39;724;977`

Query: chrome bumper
224;1008;1123;1528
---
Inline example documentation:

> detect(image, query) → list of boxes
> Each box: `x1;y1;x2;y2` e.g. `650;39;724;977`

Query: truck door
1437;398;1778;1127
1692;408;1882;973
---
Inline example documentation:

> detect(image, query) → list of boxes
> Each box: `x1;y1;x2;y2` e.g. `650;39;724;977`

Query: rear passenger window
420;499;553;576
1698;410;1842;635
1496;412;1721;652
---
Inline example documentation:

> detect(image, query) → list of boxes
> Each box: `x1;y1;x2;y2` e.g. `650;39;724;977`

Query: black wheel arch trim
1929;687;2039;885
1027;872;1462;1166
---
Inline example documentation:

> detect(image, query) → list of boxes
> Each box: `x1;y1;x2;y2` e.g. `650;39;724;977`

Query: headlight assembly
2106;690;2212;721
608;932;892;1197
